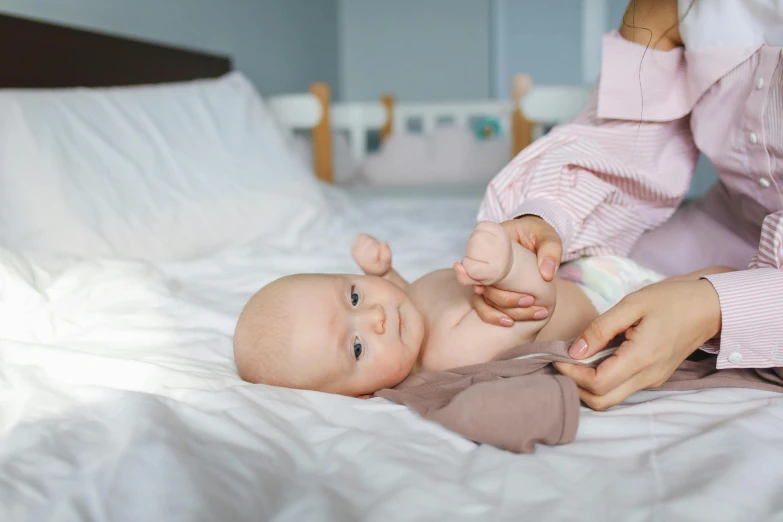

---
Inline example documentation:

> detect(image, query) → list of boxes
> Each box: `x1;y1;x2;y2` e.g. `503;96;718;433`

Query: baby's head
234;273;425;397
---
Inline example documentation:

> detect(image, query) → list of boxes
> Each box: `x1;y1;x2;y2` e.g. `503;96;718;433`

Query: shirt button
759;177;771;188
756;77;764;90
728;352;743;364
749;132;759;144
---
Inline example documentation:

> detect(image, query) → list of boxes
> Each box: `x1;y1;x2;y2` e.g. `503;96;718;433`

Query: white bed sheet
2;187;783;522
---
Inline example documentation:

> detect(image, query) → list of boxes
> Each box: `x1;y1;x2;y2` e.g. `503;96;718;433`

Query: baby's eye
350;285;359;306
353;337;363;360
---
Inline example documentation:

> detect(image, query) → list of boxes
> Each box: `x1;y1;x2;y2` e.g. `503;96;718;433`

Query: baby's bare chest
408;269;473;329
407;269;544;370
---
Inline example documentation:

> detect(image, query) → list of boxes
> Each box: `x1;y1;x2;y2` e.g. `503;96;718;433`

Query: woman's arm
701;212;783;369
479;1;696;262
553;214;783;410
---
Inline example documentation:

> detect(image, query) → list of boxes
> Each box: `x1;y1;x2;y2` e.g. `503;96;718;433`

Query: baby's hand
454;221;513;286
351;233;392;276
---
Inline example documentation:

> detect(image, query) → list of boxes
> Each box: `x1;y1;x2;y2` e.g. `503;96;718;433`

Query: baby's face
276;274;424;396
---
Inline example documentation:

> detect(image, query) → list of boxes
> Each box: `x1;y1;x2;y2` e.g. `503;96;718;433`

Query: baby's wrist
364;265;391;277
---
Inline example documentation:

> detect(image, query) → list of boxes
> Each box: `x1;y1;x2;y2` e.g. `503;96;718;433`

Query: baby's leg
455;221;557;316
558;255;665;315
502;242;557;312
535;279;598;342
536;255;664;342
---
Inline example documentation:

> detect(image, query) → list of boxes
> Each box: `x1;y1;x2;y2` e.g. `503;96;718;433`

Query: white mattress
2;187;783;522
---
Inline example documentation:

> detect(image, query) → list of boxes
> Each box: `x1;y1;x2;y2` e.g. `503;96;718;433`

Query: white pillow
0;72;330;261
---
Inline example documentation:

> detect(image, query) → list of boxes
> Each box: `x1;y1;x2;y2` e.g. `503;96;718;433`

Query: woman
474;0;783;410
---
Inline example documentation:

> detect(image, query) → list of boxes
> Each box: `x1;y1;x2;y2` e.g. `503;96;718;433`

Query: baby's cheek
393;348;415;381
375;352;410;388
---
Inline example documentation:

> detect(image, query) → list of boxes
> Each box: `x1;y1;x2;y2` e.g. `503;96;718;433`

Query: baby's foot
454;221;513;286
455;221;556;318
351;233;392;276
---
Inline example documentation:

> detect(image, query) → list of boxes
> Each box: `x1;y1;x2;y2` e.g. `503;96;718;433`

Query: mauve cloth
375;340;783;454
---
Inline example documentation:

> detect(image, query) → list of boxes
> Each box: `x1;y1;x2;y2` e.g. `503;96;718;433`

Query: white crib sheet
1;188;782;522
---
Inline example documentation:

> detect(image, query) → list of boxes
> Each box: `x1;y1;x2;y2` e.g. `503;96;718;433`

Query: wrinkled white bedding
2;189;783;522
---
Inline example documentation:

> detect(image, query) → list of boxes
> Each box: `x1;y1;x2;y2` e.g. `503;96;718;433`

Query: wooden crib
272;75;594;184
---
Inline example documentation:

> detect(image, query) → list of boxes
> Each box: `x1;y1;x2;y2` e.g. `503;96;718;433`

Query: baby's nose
365;304;386;335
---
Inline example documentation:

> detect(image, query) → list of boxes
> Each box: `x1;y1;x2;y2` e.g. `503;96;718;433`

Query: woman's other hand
472;216;563;326
554;278;722;410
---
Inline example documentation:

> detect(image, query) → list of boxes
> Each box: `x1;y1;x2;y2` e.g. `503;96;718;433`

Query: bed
1;12;782;522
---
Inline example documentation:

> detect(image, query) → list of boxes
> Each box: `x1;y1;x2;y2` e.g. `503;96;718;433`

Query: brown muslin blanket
374;340;783;454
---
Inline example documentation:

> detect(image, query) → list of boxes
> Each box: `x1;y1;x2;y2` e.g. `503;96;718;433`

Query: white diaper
557;255;665;314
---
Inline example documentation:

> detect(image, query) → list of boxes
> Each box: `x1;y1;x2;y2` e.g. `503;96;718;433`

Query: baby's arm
351;234;409;289
454;221;556;311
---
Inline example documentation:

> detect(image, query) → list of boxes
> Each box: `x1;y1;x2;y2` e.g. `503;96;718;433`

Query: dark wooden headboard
0;12;232;88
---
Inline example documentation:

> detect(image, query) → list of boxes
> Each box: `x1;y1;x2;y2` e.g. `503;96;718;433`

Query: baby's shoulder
407;269;482;369
409;269;473;318
411;268;458;286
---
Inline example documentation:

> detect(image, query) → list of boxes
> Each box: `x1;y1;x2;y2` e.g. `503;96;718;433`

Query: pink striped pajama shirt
478;30;783;370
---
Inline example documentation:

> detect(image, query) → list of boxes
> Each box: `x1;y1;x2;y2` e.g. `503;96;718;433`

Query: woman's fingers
560;338;665;411
574;374;646;411
500;216;563;281
471;294;549;326
468;216;563;324
472;294;514;326
555;338;646;397
555;280;722;411
534;231;563;281
569;296;644;359
480;285;534;309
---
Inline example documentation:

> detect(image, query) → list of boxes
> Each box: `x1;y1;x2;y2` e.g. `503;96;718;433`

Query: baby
233;220;671;397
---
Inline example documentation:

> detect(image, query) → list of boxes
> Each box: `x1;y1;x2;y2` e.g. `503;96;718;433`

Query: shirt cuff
511;198;575;258
702;268;783;369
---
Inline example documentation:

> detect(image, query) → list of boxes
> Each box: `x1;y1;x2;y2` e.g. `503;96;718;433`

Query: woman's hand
554;278;723;410
472;216;563;326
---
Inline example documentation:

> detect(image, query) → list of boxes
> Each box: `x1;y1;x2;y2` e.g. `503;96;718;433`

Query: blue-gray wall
608;0;630;30
2;0;715;197
338;0;491;102
497;0;584;86
0;0;339;97
496;0;715;198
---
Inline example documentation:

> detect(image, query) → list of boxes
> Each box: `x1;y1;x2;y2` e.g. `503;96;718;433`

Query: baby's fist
351;233;392;276
455;221;512;286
